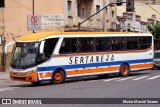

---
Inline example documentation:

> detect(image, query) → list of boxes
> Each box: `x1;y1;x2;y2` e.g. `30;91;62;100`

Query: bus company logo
2;99;11;104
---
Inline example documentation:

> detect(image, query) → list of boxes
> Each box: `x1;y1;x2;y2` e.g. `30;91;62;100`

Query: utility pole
0;1;5;72
32;0;35;33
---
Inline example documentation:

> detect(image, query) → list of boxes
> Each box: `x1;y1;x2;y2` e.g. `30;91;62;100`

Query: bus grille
13;77;26;81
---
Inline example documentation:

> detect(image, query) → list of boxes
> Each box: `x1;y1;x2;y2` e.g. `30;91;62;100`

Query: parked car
153;50;160;69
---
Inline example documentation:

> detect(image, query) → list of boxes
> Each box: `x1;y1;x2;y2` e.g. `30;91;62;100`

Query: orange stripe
66;63;153;76
130;63;153;69
66;66;120;76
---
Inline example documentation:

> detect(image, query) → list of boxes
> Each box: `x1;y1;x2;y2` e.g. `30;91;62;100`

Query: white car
153;50;160;69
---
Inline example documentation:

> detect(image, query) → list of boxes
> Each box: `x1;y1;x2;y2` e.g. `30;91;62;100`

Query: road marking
147;75;160;80
117;77;134;81
132;76;149;80
0;87;19;92
103;78;120;82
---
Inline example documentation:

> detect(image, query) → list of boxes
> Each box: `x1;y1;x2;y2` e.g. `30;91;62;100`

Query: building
0;0;118;71
117;0;160;22
116;0;160;32
117;12;148;32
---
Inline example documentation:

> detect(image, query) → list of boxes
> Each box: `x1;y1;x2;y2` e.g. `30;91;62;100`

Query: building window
0;0;4;7
68;1;72;16
82;8;85;18
96;5;100;20
112;11;114;18
77;3;81;17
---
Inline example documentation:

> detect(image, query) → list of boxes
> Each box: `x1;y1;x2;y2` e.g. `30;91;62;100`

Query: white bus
9;32;154;85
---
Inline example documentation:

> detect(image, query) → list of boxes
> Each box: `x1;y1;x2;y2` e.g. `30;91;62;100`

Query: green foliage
148;23;160;39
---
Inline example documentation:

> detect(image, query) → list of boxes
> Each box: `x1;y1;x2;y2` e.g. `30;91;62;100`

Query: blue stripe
37;58;153;72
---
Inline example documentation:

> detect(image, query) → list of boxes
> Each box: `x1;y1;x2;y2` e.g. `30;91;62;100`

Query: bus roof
16;32;151;42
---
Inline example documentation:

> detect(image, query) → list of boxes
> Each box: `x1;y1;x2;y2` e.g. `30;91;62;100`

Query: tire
51;69;65;84
119;64;130;77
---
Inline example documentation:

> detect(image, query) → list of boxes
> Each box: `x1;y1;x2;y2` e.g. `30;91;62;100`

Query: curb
0;72;9;80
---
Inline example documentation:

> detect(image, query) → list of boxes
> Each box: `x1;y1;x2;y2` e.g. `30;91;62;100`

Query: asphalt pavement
0;69;160;107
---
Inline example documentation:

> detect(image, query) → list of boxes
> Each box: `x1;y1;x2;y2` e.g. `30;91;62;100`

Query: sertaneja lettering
69;55;114;64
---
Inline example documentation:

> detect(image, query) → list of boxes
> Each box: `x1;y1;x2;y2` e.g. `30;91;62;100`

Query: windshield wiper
13;50;26;69
13;52;23;68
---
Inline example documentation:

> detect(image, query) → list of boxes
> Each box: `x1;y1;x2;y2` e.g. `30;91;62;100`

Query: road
0;69;160;107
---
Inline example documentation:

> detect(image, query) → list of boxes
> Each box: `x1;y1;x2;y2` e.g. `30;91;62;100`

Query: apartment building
117;0;160;21
117;0;160;32
117;12;148;32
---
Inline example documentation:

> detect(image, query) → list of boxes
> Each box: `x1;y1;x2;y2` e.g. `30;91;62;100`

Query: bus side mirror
5;42;15;54
39;41;45;54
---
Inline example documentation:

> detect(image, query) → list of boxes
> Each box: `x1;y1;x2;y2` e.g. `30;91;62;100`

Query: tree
148;23;160;39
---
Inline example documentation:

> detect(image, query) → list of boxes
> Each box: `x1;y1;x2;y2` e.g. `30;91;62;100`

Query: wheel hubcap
54;73;62;81
122;65;128;75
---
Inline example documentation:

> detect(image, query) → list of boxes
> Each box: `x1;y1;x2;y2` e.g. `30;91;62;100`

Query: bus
9;32;154;85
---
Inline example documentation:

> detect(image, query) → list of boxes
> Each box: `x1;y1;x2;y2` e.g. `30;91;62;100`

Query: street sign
41;14;64;26
27;15;41;31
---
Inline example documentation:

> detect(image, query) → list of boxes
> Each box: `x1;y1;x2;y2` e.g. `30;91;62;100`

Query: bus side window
60;41;70;53
59;38;77;54
87;38;94;52
103;37;111;51
70;39;77;52
139;36;152;49
77;38;87;52
126;37;138;50
38;38;58;64
111;37;125;51
95;38;103;51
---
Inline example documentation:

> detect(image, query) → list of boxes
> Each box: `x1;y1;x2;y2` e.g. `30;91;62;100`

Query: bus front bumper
9;70;38;82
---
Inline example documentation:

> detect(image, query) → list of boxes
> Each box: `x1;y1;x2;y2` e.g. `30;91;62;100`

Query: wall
0;0;64;71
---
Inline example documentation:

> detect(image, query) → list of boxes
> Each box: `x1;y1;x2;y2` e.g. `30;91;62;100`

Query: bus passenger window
126;37;138;50
111;37;125;51
139;37;152;49
77;38;87;52
96;39;103;51
60;41;70;53
87;38;94;52
95;37;110;52
38;38;58;64
59;38;77;54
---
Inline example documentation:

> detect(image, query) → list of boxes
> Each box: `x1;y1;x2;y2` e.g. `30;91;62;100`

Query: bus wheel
52;69;65;84
119;64;129;77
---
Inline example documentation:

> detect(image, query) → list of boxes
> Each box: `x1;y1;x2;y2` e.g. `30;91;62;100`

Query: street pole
32;0;35;33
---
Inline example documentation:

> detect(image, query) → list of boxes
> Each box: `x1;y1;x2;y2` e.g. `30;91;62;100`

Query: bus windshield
10;42;39;69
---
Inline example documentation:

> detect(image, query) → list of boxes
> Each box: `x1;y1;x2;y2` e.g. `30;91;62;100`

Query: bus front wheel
51;69;65;84
119;64;129;77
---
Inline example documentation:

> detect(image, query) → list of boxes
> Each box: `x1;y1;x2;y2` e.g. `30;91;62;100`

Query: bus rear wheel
119;64;129;77
51;69;65;84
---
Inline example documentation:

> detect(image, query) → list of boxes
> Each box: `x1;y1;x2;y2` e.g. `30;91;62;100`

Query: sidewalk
0;72;10;80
